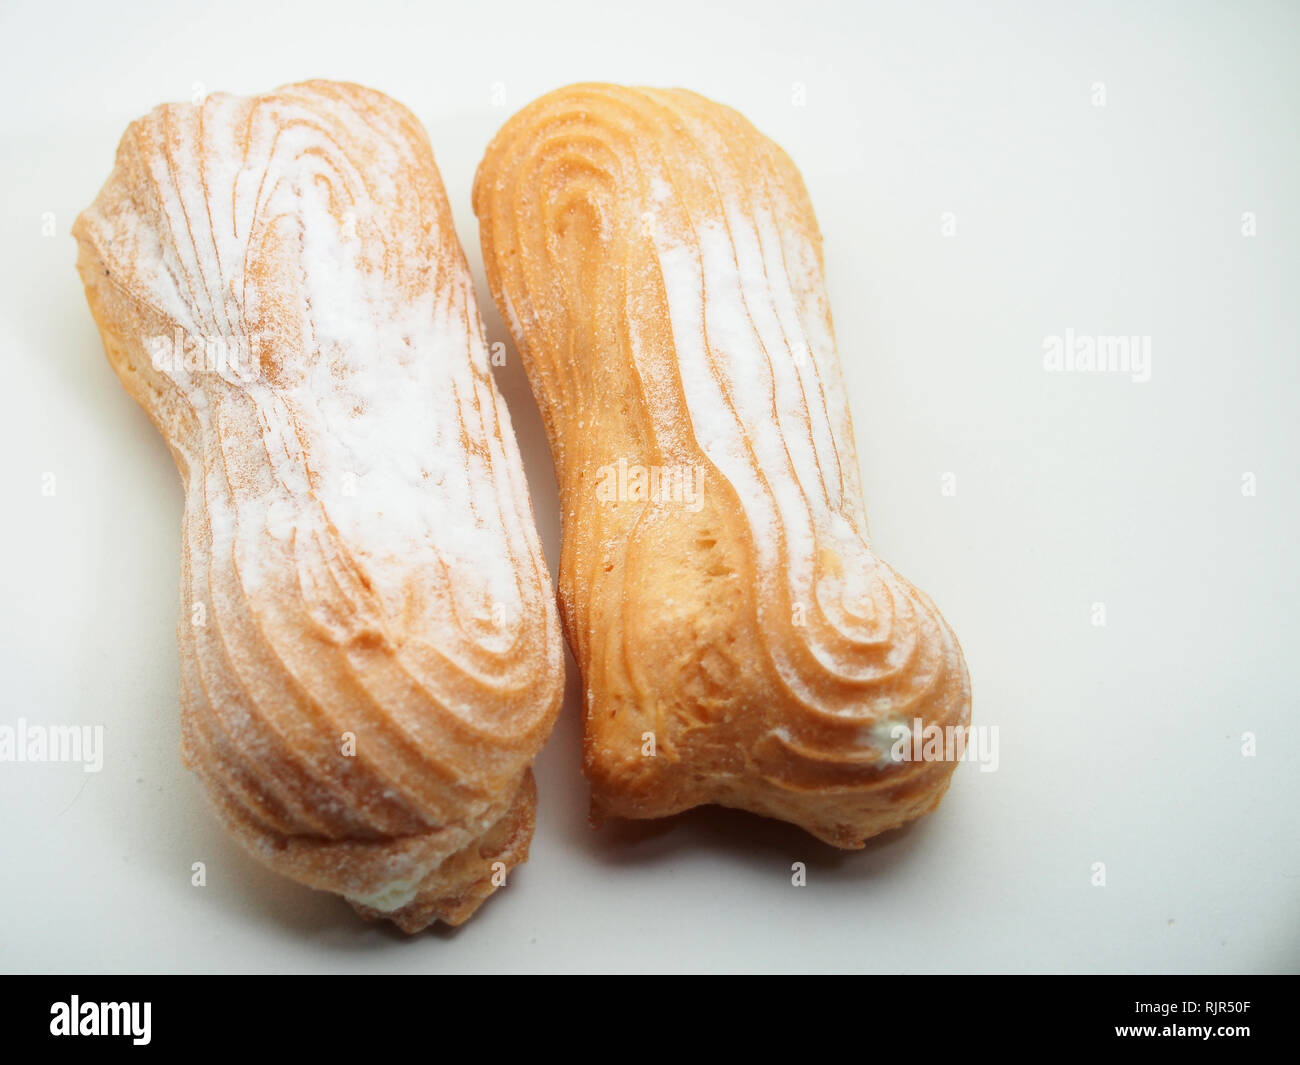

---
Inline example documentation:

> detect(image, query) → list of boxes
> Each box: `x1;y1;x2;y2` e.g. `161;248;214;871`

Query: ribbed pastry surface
73;80;563;928
474;83;970;846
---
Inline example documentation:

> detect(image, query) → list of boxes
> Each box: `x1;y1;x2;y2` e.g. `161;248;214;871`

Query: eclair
73;80;564;929
474;83;970;847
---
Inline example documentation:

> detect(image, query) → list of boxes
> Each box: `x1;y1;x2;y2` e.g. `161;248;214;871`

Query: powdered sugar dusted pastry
474;83;970;847
73;80;564;929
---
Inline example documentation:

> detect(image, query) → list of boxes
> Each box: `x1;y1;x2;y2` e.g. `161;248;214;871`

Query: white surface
1;0;1296;974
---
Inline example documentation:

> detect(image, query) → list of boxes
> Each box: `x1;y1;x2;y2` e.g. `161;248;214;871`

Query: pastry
474;83;970;847
73;80;564;929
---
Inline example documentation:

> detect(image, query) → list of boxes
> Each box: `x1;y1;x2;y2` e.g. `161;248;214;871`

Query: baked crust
474;83;971;847
74;80;564;928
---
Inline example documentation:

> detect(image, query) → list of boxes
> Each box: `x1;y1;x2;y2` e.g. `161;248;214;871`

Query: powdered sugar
88;85;534;642
652;202;907;701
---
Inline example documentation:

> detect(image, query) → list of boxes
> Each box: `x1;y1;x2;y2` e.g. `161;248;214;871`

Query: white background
1;0;1296;974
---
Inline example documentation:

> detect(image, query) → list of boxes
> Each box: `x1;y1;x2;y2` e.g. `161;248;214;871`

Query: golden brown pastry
474;83;971;847
73;80;564;930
